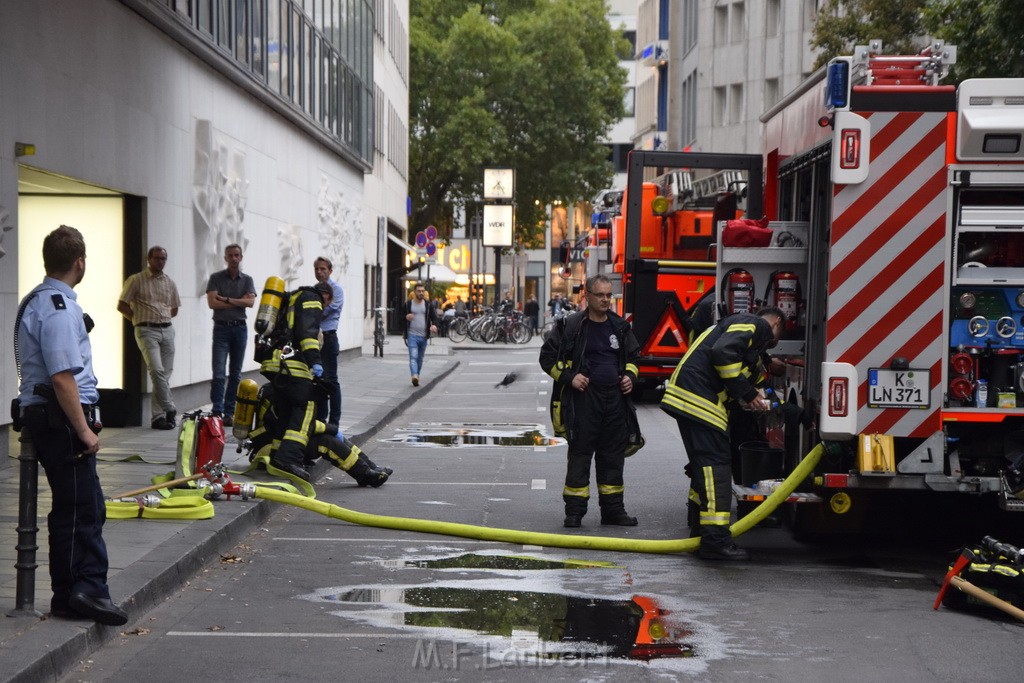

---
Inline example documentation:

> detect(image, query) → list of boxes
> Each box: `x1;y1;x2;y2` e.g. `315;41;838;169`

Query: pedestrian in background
540;274;642;529
313;256;344;425
206;243;256;426
15;225;128;625
117;246;180;430
402;282;438;387
524;295;540;333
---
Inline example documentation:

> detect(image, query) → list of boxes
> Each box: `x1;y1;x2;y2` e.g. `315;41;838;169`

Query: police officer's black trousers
563;384;629;518
676;417;734;548
24;408;111;602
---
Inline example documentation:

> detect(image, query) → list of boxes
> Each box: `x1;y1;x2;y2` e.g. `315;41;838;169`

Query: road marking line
536;406;545;411
531;479;546;490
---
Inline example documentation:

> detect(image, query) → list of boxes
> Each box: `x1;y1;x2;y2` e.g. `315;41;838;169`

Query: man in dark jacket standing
661;307;783;561
401;282;437;386
539;274;642;528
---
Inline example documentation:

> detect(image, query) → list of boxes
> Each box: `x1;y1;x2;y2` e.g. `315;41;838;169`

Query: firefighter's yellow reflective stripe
301;300;321;309
703;466;715;508
715;361;743;379
688;487;700;504
726;323;756;335
700;511;731;526
678;327;714;367
319;442;360;471
598;484;624;495
299;338;319;352
625;363;638;377
284;429;310;445
563;485;590;498
662;386;728;430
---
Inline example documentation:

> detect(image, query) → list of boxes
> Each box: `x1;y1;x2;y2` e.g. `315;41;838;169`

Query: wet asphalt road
59;349;1022;682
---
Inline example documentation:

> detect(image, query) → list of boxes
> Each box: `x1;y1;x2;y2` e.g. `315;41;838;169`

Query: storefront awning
387;232;418;255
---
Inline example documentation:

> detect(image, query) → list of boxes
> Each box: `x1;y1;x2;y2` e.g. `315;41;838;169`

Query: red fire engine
621;40;1024;530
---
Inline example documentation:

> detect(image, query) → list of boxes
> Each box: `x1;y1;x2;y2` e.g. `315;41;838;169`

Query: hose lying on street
254;443;825;554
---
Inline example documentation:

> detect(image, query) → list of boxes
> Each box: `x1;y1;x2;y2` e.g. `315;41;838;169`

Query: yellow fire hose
253;443;825;554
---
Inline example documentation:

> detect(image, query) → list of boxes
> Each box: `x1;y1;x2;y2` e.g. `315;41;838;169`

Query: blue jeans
407;333;428;377
211;323;248;415
316;330;342;424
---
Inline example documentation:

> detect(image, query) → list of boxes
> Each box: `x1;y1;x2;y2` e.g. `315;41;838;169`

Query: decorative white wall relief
0;205;13;260
277;223;304;288
192;119;249;294
317;175;361;275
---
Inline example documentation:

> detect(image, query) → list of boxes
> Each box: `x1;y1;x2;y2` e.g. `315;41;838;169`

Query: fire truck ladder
851;39;957;86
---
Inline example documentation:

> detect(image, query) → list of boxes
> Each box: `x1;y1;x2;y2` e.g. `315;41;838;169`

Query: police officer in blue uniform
15;225;128;625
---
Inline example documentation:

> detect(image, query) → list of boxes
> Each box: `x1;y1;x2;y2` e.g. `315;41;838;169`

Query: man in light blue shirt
314;256;344;424
15;225;127;626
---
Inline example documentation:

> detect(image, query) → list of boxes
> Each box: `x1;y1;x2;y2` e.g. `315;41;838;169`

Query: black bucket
739;441;784;487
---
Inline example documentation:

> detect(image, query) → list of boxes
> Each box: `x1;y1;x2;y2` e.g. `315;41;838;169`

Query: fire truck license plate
868;368;930;409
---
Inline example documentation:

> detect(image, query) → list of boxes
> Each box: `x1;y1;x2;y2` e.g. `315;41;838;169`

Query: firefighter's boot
563;488;589;528
695;465;748;561
598;491;638;526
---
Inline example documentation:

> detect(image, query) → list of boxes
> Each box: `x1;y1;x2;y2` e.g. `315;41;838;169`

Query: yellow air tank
232;379;260;441
254;276;286;335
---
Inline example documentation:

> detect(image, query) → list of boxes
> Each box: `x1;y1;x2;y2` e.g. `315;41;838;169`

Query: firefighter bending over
246;382;391;487
661;306;783;561
254;281;332;481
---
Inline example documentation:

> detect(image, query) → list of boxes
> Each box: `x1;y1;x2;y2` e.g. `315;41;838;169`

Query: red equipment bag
722;217;772;247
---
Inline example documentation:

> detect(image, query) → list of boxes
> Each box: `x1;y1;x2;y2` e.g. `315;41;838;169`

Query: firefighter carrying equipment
252;443;825;554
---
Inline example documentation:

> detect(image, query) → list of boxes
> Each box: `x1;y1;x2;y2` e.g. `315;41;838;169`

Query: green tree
811;0;927;69
921;0;1024;82
409;0;627;247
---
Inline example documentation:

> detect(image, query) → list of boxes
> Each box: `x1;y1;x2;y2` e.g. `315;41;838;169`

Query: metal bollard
8;430;42;617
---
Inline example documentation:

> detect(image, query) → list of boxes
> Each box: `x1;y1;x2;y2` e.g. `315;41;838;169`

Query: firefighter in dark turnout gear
661;307;783;561
247;382;392;486
256;282;331;481
540;275;643;528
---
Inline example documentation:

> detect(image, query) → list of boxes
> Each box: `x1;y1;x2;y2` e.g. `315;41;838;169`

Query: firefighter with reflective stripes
540;274;643;529
257;282;331;481
247;382;392;487
661;307;783;561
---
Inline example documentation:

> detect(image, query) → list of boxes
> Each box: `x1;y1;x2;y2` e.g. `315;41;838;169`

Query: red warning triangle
641;306;687;357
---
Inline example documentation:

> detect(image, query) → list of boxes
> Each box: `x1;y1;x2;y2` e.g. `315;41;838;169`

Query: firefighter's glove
312;363;324;378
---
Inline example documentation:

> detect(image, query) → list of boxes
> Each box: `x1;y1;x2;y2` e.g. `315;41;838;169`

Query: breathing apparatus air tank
255;276;286;335
232;378;260;442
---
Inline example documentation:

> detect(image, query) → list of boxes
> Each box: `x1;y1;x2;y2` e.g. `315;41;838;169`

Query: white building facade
0;0;408;439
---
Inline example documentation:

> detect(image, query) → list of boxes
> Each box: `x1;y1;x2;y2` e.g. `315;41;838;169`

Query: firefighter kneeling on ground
661;306;784;561
245;380;392;487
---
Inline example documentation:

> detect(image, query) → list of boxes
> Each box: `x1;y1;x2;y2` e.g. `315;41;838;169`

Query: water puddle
322;586;695;661
371;553;617;571
385;422;564;447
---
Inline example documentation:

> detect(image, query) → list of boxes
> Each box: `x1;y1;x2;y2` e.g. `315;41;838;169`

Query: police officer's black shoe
697;543;750;561
563;514;583;528
69;592;129;626
151;417;174;430
601;513;639;526
166;410;177;427
50;597;86;620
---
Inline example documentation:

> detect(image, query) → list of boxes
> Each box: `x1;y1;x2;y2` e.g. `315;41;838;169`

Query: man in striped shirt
118;246;181;430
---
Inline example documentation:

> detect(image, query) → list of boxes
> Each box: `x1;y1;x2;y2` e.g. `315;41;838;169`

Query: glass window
252;0;265;77
291;5;302;101
218;0;232;50
235;0;249;64
269;0;281;91
197;0;213;35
